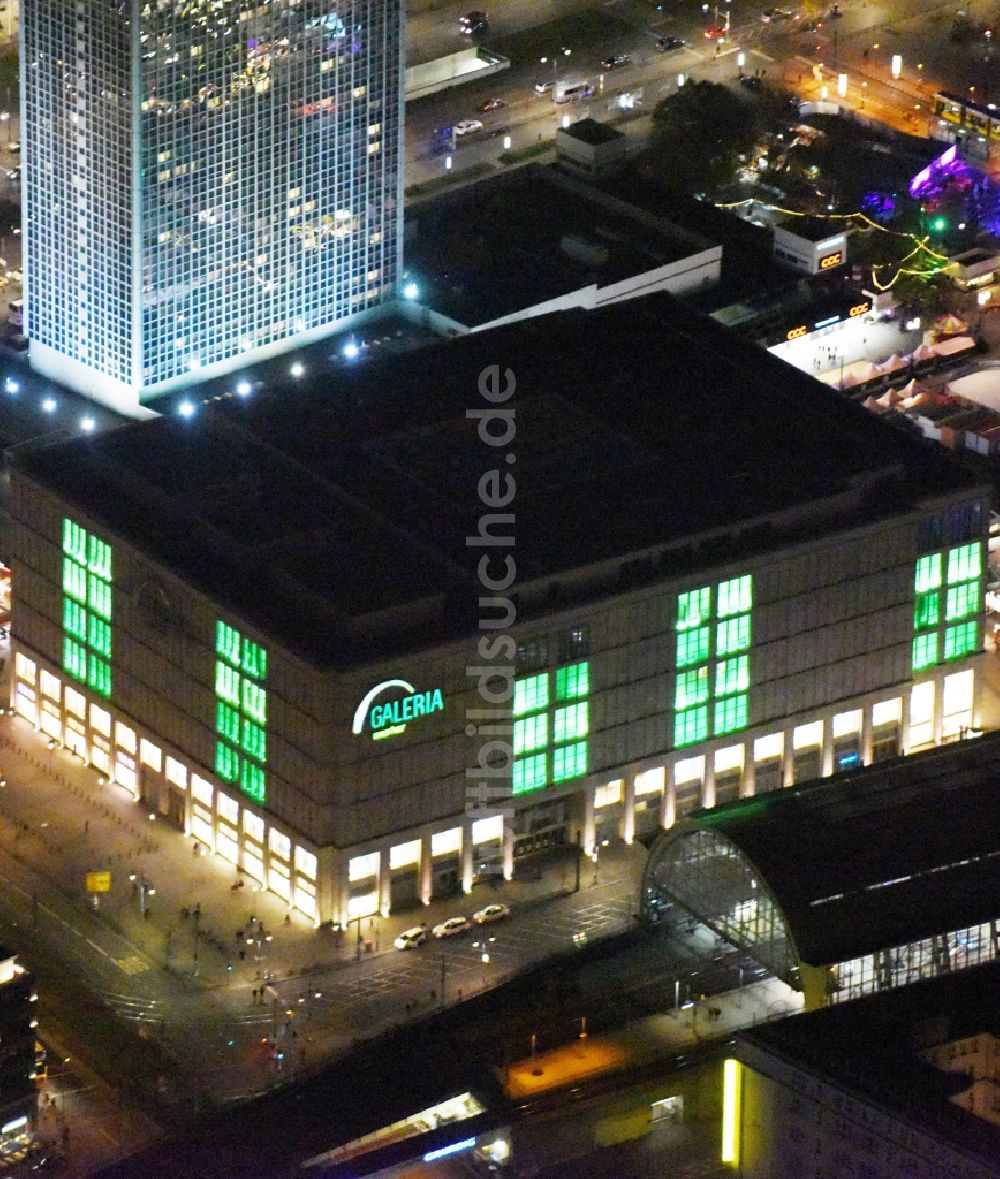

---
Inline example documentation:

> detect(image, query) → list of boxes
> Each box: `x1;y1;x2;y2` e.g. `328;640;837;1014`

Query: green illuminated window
716;615;751;657
914;590;939;630
216;620;242;666
674;705;708;748
241;719;267;762
240;761;267;805
87;535;112;579
87;654;111;698
912;631;939;670
216;701;241;743
63;598;87;641
554;702;588;743
912;542;983;672
946;580;980;622
714;694;748;736
215;620;268;804
61;518;113;698
514;673;548;717
513;753;547;795
555;662;589;701
63;637;86;681
88;616;111;658
944;620;978;661
673;572;753;751
241;680;267;725
216;662;241;705
715;656;749;697
675;667;709;710
552;741;587;783
717;575;752;618
512;661;591;793
677;586;711;630
676;626;710;668
914;553;942;593
215;742;240;782
513;713;548;755
947;542;981;584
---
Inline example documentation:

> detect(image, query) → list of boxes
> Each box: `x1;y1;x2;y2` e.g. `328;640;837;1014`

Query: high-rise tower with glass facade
21;0;404;414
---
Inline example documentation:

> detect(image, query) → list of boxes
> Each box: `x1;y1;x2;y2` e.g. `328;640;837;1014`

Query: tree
647;81;759;194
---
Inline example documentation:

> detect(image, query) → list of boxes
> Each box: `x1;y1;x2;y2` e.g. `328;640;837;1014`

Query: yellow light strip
721;1057;742;1166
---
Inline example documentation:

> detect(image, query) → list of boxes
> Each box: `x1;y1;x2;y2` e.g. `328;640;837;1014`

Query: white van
554;80;594;104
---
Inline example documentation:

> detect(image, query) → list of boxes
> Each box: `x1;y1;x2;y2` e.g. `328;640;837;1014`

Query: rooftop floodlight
290;361;305;378
235;380;252;397
178;399;196;418
342;340;360;359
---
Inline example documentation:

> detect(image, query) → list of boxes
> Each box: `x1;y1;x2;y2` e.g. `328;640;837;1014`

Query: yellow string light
714;200;951;290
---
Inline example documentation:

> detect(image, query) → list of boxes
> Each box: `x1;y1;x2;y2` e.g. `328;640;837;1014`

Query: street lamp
540;47;571;88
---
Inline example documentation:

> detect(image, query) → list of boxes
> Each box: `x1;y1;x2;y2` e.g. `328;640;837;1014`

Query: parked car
432;916;471;938
740;74;764;89
478;97;506;112
704;25;727;38
459;10;488;33
534;79;554;95
655;35;685;50
394;926;428;950
761;7;794;20
473;903;510;925
454;119;484;135
599;53;631;69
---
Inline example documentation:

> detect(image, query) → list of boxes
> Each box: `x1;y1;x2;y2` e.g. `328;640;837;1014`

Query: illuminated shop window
512;660;591;794
674;574;753;749
912;540;983;672
214;620;268;804
61;518;113;698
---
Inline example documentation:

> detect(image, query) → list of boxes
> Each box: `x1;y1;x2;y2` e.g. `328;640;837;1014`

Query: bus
554;79;594;104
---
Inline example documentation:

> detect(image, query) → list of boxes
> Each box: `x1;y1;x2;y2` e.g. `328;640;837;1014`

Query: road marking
115;956;149;975
86;938;111;960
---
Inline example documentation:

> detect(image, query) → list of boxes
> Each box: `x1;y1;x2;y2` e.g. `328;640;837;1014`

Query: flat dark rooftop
560;117;623;146
741;961;1000;1169
694;733;1000;966
13;293;977;668
776;215;844;243
407;164;716;326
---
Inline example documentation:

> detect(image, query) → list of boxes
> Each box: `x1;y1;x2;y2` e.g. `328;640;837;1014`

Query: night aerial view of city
2;0;1000;1174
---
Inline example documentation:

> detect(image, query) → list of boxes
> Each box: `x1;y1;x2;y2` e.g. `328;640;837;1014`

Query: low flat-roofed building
729;962;1000;1177
7;293;990;926
773;217;848;276
406;165;721;332
555;117;627;176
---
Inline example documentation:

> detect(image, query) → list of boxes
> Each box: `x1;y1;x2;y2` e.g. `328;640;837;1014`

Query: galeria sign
352;679;444;739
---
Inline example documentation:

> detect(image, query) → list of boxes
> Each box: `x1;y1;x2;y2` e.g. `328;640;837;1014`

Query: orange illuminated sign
849;301;871;317
786;325;808;340
819;252;843;270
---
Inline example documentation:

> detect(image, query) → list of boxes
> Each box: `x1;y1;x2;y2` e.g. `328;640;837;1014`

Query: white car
473;903;510;925
454;119;484;136
394;926;428;950
432;916;471;938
